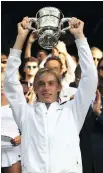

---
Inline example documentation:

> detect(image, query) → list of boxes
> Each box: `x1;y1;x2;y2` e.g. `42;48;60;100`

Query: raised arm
24;32;37;58
4;17;31;129
67;18;98;133
56;40;76;84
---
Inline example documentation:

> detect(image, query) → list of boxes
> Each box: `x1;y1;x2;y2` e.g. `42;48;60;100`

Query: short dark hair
23;57;39;67
36;50;47;57
44;56;63;70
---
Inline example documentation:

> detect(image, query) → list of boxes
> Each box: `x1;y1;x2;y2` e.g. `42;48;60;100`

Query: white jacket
4;38;98;173
60;86;77;102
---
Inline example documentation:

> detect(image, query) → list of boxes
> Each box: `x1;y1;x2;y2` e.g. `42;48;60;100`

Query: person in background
53;41;77;86
80;58;103;173
24;32;37;58
24;32;48;68
36;50;48;68
97;57;103;95
70;57;103;173
44;56;77;102
1;71;21;173
91;47;103;67
4;16;97;173
80;89;103;173
69;64;81;88
90;57;103;173
20;57;39;103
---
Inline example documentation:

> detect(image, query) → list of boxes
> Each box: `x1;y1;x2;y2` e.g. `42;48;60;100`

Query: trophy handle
27;18;39;33
60;17;72;34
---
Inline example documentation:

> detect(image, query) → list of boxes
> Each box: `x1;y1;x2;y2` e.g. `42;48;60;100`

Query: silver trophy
28;7;71;49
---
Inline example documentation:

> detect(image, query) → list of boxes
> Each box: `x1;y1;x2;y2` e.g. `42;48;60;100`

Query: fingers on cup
21;16;30;29
69;17;83;28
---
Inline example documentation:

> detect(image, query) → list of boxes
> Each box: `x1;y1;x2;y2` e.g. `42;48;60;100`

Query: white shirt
1;104;20;149
1;105;20;138
4;38;98;173
60;86;77;103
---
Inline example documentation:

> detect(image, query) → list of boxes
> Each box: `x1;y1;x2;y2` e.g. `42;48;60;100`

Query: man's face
37;52;47;62
24;62;38;76
45;60;62;77
91;49;102;67
35;73;61;103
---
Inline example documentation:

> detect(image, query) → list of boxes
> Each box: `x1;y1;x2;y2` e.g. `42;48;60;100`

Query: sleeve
71;38;98;133
4;48;27;129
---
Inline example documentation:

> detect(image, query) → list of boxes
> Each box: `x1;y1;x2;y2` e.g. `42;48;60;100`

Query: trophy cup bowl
28;7;71;49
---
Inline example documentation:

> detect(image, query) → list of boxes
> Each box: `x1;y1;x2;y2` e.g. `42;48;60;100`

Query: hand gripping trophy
28;7;71;49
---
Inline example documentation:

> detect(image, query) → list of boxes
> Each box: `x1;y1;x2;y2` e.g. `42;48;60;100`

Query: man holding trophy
4;9;97;173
